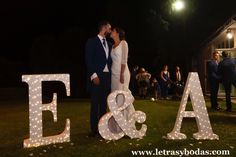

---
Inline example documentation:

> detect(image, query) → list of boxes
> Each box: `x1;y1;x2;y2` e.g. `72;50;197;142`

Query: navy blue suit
207;60;220;109
218;57;236;111
85;36;112;133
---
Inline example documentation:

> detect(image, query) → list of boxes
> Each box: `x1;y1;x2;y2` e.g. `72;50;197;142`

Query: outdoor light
172;0;185;11
167;73;219;140
226;29;233;39
23;74;71;148
98;90;147;140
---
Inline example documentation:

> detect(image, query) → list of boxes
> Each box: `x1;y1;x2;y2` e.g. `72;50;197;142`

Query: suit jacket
172;71;182;83
218;57;236;83
85;36;112;92
207;60;220;82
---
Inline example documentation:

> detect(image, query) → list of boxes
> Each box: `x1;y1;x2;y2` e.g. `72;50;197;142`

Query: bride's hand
120;74;124;84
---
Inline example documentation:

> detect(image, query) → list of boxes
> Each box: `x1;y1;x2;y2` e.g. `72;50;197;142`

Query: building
198;14;236;96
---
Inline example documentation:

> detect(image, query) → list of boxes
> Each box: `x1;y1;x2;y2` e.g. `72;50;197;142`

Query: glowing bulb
173;0;185;11
227;32;233;39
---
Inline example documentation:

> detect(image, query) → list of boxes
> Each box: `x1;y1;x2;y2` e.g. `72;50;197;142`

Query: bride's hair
113;27;126;40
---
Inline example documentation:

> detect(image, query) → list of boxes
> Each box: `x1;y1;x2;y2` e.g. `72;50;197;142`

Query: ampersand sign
98;90;147;140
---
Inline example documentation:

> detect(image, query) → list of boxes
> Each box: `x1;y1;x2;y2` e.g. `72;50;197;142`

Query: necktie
102;38;106;48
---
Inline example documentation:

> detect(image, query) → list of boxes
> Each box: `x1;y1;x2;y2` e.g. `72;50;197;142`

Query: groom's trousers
90;72;111;133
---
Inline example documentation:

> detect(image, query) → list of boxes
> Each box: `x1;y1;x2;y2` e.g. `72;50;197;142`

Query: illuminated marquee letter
98;90;147;140
167;72;219;140
22;74;70;148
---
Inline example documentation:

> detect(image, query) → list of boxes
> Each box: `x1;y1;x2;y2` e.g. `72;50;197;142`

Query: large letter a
167;72;219;140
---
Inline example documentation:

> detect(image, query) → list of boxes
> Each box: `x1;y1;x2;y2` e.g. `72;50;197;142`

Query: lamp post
171;0;194;72
153;0;187;70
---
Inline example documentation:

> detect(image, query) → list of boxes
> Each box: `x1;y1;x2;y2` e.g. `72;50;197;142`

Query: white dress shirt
176;71;181;82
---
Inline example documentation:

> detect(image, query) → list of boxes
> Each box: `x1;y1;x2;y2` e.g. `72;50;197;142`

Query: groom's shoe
88;131;99;137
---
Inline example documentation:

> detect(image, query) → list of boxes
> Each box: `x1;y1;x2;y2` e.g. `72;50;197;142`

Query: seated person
136;68;151;98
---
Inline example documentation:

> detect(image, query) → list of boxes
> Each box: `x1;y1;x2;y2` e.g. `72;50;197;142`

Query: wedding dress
109;40;135;133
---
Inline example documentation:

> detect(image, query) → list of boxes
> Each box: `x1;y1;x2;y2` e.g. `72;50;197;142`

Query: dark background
1;0;236;98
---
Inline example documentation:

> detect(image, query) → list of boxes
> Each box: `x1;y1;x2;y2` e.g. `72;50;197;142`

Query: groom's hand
92;77;100;85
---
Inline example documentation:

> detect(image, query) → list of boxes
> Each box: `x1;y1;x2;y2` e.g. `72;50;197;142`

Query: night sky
1;0;236;97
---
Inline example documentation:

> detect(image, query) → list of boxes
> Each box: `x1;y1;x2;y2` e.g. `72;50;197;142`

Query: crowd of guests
207;51;236;112
129;50;235;113
84;20;233;138
129;65;185;100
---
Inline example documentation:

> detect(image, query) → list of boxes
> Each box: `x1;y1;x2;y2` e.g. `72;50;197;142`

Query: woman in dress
110;27;130;92
109;27;135;133
160;65;171;99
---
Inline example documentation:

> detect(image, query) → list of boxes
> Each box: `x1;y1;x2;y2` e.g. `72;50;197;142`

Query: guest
172;66;184;99
136;68;151;98
151;77;161;100
160;65;171;99
218;51;236;112
207;51;221;111
172;66;183;84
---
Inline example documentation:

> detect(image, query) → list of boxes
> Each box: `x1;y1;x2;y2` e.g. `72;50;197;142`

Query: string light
167;73;219;140
98;90;147;140
22;74;71;148
22;72;219;147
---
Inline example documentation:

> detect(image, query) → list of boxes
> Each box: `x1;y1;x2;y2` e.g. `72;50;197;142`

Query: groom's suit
85;35;112;134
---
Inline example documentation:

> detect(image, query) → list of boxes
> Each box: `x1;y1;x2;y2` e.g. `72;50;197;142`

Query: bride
109;27;135;133
111;27;130;92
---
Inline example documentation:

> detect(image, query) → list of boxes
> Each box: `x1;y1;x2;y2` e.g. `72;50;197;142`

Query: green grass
0;97;235;157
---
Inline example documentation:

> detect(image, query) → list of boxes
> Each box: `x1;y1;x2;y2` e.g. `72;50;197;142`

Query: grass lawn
0;97;235;157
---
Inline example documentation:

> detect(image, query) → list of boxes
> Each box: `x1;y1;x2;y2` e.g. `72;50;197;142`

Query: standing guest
207;51;221;111
172;66;184;98
172;66;183;84
151;77;161;100
130;65;139;95
160;65;171;99
218;51;236;112
85;21;112;137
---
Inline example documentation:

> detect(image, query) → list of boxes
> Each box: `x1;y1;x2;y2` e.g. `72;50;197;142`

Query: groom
85;21;112;137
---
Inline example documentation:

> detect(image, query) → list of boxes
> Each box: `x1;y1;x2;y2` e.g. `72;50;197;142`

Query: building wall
199;28;236;95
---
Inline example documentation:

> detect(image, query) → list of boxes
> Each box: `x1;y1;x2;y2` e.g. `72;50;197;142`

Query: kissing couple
85;20;134;137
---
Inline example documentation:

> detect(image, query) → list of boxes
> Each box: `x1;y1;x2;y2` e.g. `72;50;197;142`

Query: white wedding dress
111;40;130;92
109;40;135;133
